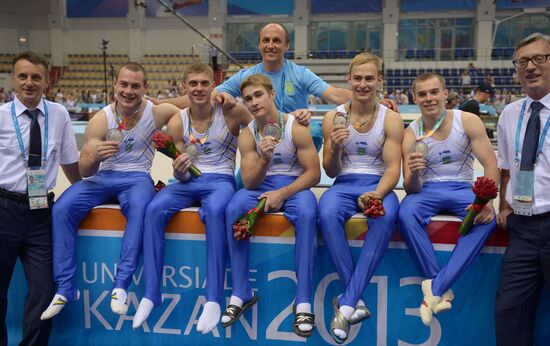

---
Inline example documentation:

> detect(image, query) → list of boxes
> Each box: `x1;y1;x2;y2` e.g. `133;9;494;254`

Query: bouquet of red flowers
458;176;498;235
362;196;385;218
233;198;267;241
152;131;202;177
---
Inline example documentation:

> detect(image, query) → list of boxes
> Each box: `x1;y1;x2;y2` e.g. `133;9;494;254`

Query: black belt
0;188;54;203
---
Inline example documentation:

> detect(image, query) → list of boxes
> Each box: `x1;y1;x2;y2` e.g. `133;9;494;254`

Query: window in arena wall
494;14;550;48
309;21;382;54
397;18;474;61
227;22;295;53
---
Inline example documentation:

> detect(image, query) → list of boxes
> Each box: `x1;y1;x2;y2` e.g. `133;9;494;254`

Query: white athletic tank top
181;104;237;176
100;100;156;173
247;114;303;177
409;109;474;183
336;103;387;176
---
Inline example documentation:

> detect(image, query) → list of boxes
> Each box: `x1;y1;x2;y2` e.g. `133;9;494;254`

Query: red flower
152;130;202;177
362;196;385;219
458;176;498;235
233;198;267;241
472;176;498;201
154;180;166;192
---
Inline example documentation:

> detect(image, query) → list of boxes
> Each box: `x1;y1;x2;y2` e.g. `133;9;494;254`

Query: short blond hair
412;72;446;93
348;52;383;75
240;74;274;94
182;61;213;82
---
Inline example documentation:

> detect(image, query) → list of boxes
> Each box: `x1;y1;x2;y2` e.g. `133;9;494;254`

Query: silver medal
184;142;199;158
411;140;429;155
264;122;282;141
106;128;124;143
333;111;349;127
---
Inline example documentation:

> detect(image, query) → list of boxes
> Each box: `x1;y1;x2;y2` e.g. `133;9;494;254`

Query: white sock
110;288;128;315
334;305;354;339
197;302;221;334
40;291;78;320
296;303;313;332
220;295;243;324
133;298;154;329
350;299;368;322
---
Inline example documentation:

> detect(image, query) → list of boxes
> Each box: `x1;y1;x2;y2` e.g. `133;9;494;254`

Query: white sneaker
419;279;441;326
40;290;80;320
434;289;454;314
110;288;128;315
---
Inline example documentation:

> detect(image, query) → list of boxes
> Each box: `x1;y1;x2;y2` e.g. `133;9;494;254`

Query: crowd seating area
56;54;199;91
385;67;521;93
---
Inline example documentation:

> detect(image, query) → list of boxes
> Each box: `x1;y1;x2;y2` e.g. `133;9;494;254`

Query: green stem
189;164;202;177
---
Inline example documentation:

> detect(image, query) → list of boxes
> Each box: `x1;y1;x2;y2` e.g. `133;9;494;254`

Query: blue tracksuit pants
225;175;317;305
318;174;398;307
398;181;496;296
52;170;155;300
141;173;235;305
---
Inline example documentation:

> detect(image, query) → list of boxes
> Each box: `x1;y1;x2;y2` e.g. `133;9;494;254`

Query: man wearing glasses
495;32;550;346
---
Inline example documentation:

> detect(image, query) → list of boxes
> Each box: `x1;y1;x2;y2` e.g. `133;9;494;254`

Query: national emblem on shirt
285;80;295;95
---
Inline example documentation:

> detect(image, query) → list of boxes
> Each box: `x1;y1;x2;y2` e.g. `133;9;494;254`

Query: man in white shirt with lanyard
0;51;80;346
495;32;550;346
398;72;498;326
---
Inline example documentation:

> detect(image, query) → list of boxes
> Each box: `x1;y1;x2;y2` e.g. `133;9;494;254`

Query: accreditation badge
27;167;48;209
512;169;534;216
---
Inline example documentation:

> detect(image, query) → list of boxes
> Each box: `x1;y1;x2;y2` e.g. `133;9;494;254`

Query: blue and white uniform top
99;100;156;173
181;104;238;176
336;103;387;177
409;109;474;183
247;114;303;177
216;60;329;113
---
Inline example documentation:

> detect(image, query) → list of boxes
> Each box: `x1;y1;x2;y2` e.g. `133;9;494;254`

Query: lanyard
418;110;448;141
10;100;49;168
188;103;215;144
514;100;550;166
261;61;286;112
254;112;285;141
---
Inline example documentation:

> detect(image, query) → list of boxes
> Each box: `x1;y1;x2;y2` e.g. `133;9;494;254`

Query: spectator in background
54;89;64;104
468;62;480;76
446;91;461;110
0;88;6;104
485;72;496;88
460;82;494;137
210;46;218;71
459;82;494;116
460;70;472;94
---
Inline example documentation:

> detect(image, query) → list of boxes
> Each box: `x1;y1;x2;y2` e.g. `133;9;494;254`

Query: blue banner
496;0;550;9
400;0;476;12
311;0;382;14
7;231;550;345
67;0;128;18
227;0;294;15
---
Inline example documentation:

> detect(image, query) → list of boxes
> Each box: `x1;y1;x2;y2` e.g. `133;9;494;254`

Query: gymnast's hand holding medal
408;110;448;176
257;118;282;163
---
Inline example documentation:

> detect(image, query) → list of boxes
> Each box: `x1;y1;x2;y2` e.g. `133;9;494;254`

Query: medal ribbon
417;110;448;141
188;103;215;144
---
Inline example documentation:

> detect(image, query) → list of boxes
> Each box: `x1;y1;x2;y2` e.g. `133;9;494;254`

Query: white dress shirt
0;96;79;194
497;92;550;215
